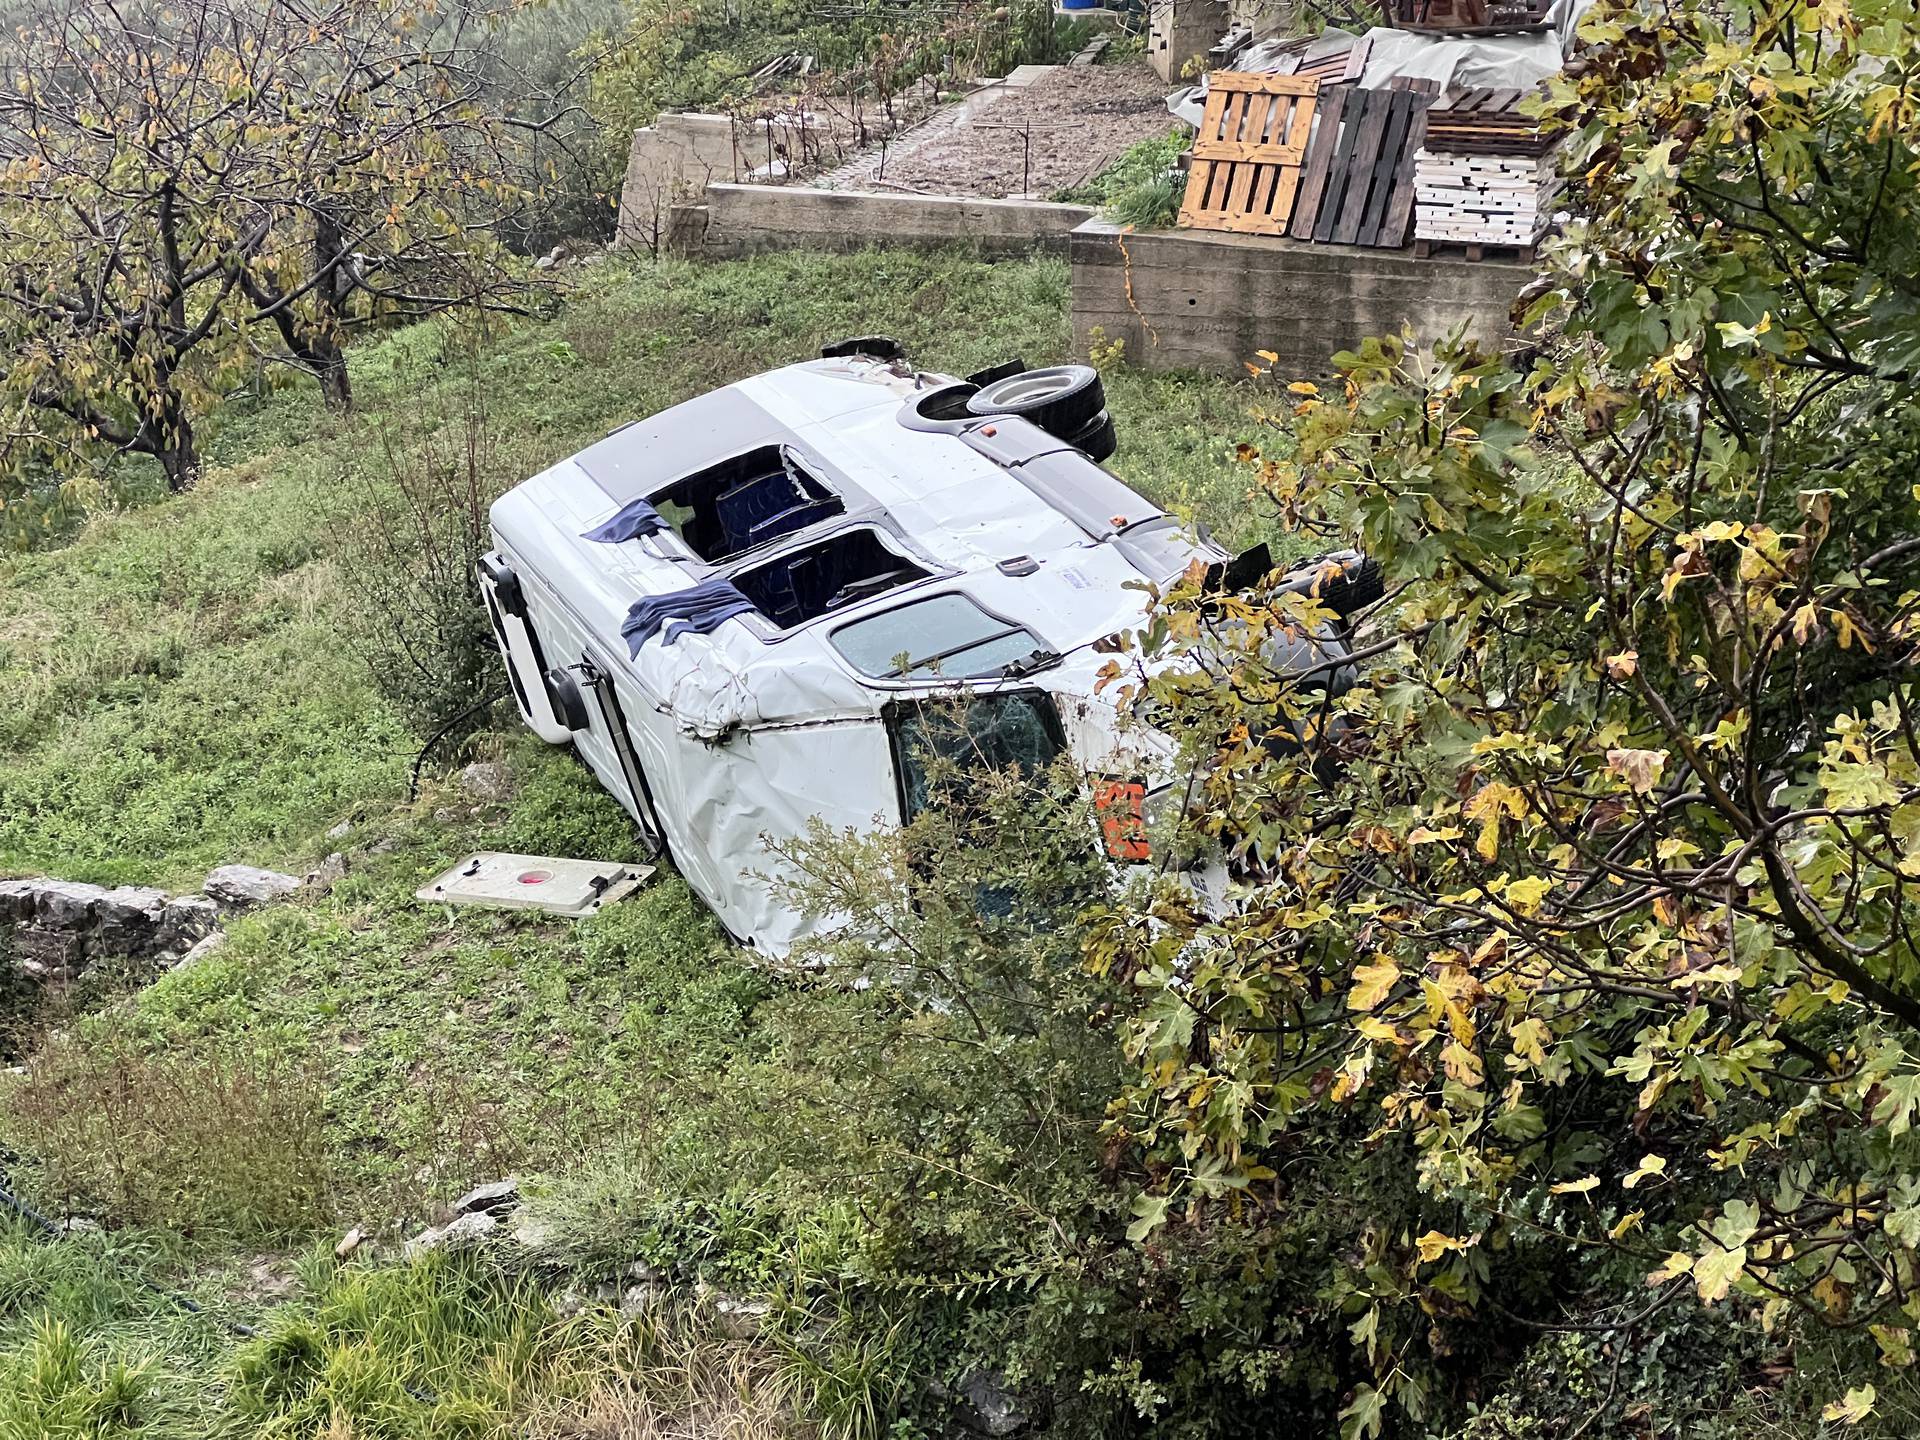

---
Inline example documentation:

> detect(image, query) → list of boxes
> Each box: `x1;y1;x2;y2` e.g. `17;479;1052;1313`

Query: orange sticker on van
1092;777;1150;862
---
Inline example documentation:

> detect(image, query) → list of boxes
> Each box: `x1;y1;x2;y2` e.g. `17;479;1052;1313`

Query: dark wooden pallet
1421;86;1555;154
1289;83;1433;248
1271;33;1372;86
1413;236;1538;262
1423;138;1557;155
1178;73;1321;237
1391;0;1553;32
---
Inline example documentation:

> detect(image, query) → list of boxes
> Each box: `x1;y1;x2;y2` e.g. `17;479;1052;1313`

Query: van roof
488;355;1214;736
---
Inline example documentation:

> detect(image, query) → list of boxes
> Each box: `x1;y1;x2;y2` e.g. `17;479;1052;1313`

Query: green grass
0;1221;802;1439
0;1221;239;1437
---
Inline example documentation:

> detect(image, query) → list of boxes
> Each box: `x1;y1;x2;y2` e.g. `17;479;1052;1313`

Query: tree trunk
146;390;198;491
156;417;198;491
311;206;354;412
314;336;352;410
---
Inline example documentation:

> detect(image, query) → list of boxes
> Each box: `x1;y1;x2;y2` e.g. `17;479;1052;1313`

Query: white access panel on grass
415;853;654;918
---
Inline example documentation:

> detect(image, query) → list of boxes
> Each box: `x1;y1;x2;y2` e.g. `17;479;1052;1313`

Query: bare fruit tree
0;0;579;490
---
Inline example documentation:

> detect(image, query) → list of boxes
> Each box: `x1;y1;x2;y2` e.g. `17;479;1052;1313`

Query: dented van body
479;346;1362;953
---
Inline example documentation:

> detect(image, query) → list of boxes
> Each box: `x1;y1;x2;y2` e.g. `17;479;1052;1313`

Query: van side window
652;445;844;562
732;527;931;630
889;692;1066;821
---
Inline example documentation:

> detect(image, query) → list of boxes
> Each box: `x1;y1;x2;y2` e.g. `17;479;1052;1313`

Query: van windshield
889;691;1066;821
833;594;1048;679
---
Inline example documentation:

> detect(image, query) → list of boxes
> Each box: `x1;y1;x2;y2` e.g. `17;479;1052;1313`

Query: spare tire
966;365;1106;436
1065;409;1117;463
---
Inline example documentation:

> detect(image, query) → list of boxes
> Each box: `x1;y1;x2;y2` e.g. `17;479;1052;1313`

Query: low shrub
323;346;541;744
1056;127;1191;228
1;1032;330;1238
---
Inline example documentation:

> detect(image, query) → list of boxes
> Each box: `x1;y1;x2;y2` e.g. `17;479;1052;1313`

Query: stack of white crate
1413;150;1559;249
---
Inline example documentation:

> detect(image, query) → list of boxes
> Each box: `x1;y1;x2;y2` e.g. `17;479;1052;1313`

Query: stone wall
0;863;309;985
1069;218;1529;376
679;184;1096;260
0;881;216;982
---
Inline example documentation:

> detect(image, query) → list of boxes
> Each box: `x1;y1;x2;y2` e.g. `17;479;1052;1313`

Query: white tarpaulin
1355;26;1565;90
1167;6;1593;128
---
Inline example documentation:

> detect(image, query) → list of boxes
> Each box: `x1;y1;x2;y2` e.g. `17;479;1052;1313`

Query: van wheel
966;365;1105;436
1279;551;1384;619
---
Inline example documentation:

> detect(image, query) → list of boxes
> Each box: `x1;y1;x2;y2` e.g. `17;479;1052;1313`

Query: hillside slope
0;251;1271;887
0;248;1285;1439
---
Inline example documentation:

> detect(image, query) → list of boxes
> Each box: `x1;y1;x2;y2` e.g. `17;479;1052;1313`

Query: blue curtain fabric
583;497;670;544
620;577;755;655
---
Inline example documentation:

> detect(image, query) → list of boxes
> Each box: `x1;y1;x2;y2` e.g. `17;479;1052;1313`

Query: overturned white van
479;340;1373;953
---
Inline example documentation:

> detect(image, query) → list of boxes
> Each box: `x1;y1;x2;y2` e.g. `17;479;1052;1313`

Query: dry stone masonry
0;861;309;985
0;880;216;981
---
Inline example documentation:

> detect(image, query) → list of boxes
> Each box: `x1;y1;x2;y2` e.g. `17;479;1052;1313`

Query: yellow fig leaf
1693;1244;1746;1304
1823;1385;1877;1425
1415;1229;1468;1263
1610;1210;1645;1239
1649;1250;1694;1285
1348;958;1401;1012
1622;1154;1668;1190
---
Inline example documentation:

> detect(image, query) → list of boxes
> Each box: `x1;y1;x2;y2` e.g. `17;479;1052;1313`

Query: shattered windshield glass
890;691;1065;820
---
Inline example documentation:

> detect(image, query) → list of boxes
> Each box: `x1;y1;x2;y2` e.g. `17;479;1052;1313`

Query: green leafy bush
324;350;544;744
1056;127;1191;228
1079;0;1920;1434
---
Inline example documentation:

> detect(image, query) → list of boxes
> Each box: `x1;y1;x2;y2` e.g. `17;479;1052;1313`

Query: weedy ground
0;247;1283;1437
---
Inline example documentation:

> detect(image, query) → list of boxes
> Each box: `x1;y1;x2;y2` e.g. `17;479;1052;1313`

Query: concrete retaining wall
1070;218;1529;377
683;184;1096;260
617;113;740;250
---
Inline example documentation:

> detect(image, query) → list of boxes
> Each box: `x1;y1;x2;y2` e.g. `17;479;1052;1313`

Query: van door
477;553;572;744
575;650;669;856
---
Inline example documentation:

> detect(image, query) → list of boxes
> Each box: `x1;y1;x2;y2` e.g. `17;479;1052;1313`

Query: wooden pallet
1422;87;1554;154
1413;236;1537;262
1392;0;1553;32
1287;83;1433;248
1178;73;1320;236
1269;33;1372;86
